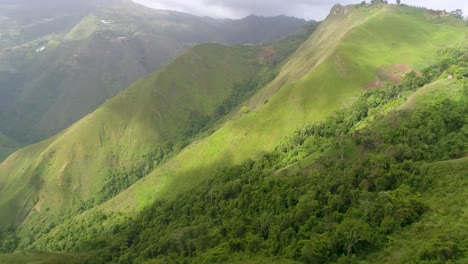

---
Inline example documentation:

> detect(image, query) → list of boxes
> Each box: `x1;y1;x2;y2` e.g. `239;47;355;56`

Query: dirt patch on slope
364;64;414;89
33;199;42;212
364;79;385;90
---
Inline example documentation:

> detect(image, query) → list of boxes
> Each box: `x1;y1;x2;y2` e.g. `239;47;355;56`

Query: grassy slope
1;1;465;252
63;15;101;42
23;3;464;249
399;79;464;110
0;44;262;227
0;138;55;226
101;4;467;212
25;63;468;263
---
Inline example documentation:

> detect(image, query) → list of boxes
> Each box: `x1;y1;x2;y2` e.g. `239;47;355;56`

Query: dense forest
3;48;464;263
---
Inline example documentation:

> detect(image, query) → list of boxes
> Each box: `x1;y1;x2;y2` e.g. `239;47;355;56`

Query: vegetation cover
25;48;466;264
0;2;467;264
2;46;466;264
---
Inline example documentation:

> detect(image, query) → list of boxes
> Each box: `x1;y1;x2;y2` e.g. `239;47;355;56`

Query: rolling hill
0;0;309;157
0;2;466;263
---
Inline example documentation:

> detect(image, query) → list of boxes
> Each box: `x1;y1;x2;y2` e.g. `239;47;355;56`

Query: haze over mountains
132;0;468;20
0;1;467;263
0;0;309;160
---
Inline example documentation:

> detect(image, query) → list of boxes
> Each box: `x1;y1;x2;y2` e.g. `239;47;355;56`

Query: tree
396;0;401;4
450;9;463;19
302;234;332;263
336;219;373;255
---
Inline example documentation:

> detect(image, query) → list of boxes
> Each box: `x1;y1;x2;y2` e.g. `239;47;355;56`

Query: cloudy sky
132;0;467;20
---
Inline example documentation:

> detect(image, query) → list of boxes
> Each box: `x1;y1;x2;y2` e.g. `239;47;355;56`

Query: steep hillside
6;46;466;264
96;3;466;213
0;0;309;155
0;3;466;263
0;43;267;227
90;75;466;263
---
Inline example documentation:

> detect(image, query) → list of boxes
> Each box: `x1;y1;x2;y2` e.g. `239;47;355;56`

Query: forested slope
82;48;468;263
11;46;466;264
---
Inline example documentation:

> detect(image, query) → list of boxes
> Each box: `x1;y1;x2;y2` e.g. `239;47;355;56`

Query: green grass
399;78;464;110
0;138;55;226
101;4;468;210
63;15;100;41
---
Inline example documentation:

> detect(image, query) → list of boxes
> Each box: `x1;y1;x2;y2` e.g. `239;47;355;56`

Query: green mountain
0;2;467;263
84;72;467;263
0;0;309;158
88;3;466;213
0;42;270;226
